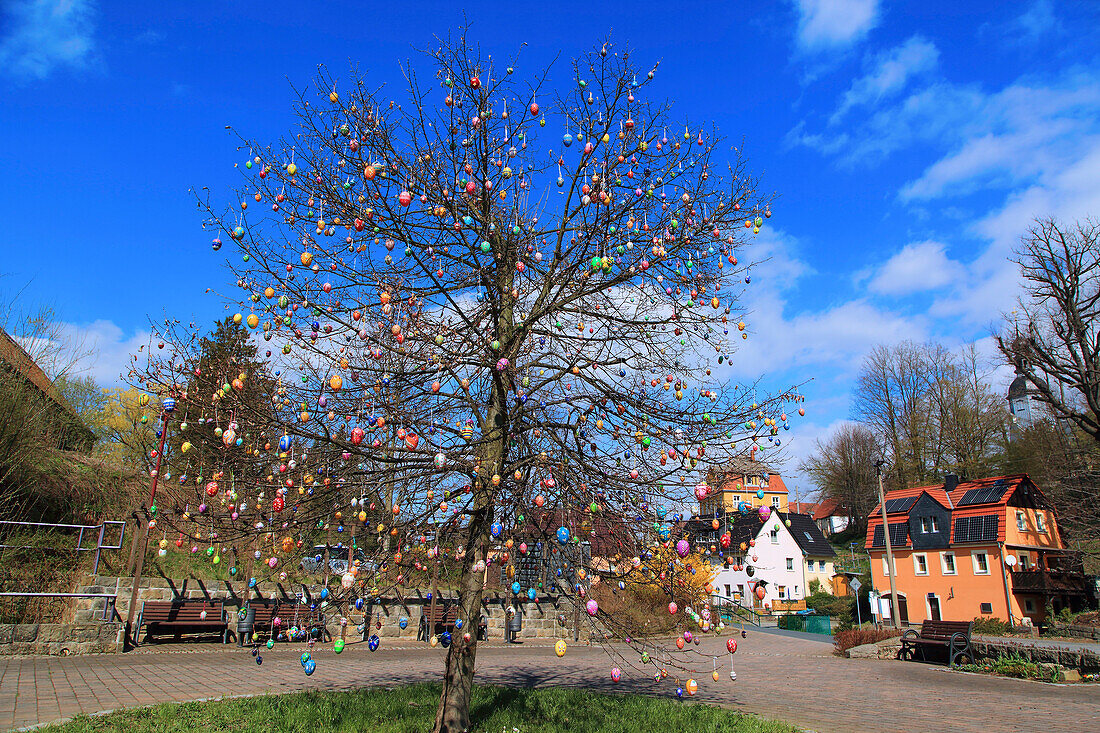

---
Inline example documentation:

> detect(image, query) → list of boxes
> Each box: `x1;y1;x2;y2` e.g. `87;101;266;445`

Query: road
2;630;1098;732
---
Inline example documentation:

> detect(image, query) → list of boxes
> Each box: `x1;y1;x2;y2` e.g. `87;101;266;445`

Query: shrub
833;626;902;655
957;653;1057;682
808;578;822;594
806;591;853;622
971;616;1011;635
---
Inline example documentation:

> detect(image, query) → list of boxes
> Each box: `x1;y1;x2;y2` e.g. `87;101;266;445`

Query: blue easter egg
368;634;380;651
304;660;316;675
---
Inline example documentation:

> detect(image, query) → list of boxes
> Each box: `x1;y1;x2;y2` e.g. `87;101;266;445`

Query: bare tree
997;217;1100;443
799;423;879;535
129;34;794;731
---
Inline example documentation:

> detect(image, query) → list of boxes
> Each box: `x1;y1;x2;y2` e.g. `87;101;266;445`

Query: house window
920;517;931;533
881;557;895;577
772;496;781;507
973;552;990;575
725;584;731;596
1019;554;1031;570
770;529;779;544
778;585;787;599
914;554;929;575
980;602;993;614
1036;514;1046;532
786;558;794;571
737;584;744;597
1025;599;1036;613
820;561;828;571
1016;511;1026;531
807;559;814;571
732;495;741;503
941;552;956;575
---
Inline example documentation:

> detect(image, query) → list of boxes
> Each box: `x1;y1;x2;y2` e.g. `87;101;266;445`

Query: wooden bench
898;620;973;667
419;604;487;642
278;604;330;642
139;599;228;644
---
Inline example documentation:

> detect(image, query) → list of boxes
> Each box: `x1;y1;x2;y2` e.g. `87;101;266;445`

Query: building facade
865;474;1090;626
701;457;790;516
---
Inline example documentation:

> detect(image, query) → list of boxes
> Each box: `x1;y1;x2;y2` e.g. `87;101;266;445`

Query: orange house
865;474;1090;626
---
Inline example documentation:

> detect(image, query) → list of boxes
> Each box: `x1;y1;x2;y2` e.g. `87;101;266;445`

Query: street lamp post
875;459;902;629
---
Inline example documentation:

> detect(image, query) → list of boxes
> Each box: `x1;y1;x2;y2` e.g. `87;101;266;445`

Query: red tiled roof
788;501;816;514
865;475;1036;549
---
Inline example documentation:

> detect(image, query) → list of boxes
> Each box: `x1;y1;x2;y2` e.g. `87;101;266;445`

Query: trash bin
506;607;522;642
236;605;256;647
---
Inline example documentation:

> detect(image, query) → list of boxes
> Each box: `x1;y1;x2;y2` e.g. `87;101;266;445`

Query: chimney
944;474;959;493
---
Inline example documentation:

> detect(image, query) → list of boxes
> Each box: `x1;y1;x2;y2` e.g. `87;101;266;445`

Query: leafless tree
997;217;1100;443
128;34;796;731
798;423;879;535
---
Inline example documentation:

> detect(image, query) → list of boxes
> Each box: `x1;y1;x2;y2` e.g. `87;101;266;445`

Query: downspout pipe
998;542;1015;627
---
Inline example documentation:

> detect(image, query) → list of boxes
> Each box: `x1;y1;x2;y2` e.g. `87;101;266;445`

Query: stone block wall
0;622;122;655
84;576;581;643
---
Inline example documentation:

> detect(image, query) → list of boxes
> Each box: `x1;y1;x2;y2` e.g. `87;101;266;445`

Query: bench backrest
919;620;972;640
423;604;459;625
248;601;279;623
142;600;224;623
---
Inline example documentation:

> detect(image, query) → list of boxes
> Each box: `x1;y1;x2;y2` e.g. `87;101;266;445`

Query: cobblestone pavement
2;630;1098;732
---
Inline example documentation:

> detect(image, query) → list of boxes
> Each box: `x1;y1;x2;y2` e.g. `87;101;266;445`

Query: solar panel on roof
884;496;917;513
957;484;1009;506
953;514;999;543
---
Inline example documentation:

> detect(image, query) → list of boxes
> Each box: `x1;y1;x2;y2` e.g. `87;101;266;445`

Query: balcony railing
1009;568;1090;596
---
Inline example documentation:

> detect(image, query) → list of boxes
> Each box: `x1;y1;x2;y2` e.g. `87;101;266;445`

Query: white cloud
866;240;965;296
831;36;939;123
793;0;880;51
61;319;151;386
900;73;1100;201
0;0;96;81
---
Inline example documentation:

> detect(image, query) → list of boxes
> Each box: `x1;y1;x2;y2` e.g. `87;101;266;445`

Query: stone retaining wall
0;622;122;655
80;576;581;644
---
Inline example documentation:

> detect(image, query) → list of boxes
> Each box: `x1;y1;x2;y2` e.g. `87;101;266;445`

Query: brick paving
2;630;1098;732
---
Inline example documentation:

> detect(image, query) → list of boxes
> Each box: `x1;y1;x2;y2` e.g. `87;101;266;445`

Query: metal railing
0;519;126;574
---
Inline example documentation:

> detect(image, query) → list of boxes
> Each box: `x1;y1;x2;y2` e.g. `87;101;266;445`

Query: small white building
709;511;809;610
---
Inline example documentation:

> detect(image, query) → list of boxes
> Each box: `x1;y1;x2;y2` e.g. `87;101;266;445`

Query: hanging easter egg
368;634;380;651
758;505;771;521
279;435;292;452
334;639;345;654
586;599;598;616
399;617;409;629
675;539;690;558
303;659;316;675
555;639;567;657
611;667;621;682
668;601;678;615
726;639;738;653
686;679;697;696
556;526;570;543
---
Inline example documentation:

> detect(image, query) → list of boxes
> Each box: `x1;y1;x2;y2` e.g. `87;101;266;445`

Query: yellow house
702;457;789;516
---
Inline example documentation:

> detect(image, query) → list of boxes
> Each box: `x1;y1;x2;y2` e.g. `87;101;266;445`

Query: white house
710;510;809;611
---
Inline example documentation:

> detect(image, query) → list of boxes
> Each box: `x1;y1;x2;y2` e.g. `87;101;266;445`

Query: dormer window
919;516;939;533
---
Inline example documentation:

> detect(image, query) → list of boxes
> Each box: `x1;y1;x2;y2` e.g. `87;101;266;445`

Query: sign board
848;578;862;593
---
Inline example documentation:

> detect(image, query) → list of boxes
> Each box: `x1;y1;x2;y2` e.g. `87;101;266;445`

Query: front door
928;594;941;621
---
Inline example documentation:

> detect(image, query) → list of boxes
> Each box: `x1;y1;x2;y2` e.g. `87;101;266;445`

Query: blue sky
2;0;1098;497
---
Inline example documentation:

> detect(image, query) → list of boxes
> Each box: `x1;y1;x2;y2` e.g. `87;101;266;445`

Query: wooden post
122;511;141;579
123;409;170;650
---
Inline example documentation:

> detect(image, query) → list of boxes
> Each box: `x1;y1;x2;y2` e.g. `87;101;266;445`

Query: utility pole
123;397;175;650
875;459;901;628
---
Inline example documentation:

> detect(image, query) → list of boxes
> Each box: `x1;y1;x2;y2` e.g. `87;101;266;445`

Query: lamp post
123;397;175;650
875;459;901;629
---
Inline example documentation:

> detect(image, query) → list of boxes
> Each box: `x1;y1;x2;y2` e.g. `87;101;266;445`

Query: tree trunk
432;521;489;733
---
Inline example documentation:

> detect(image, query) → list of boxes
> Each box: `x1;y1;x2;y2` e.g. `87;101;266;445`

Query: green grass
39;683;797;733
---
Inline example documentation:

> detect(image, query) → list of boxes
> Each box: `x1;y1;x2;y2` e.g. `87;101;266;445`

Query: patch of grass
38;683;797;733
956;653;1057;682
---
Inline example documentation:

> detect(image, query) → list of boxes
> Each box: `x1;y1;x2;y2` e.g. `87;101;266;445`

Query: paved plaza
2;628;1098;732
